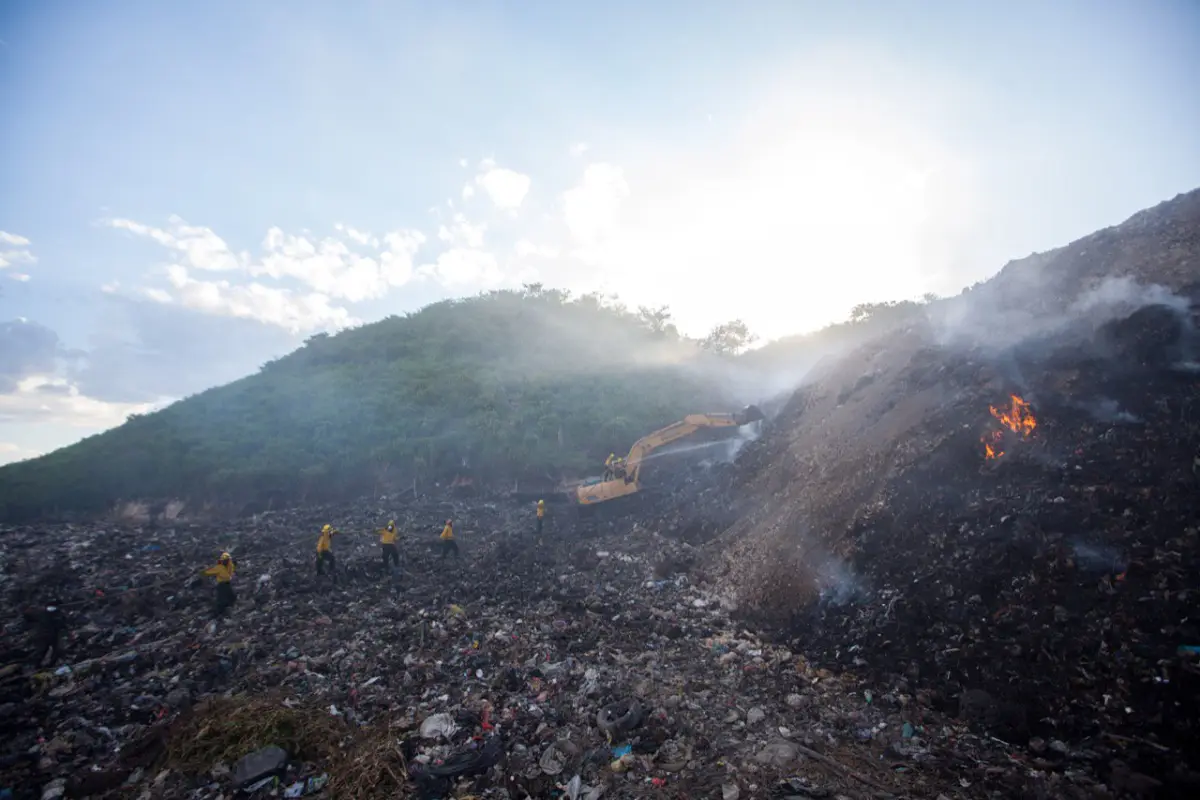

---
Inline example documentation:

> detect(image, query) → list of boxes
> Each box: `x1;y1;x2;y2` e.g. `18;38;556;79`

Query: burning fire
982;394;1037;460
982;431;1004;460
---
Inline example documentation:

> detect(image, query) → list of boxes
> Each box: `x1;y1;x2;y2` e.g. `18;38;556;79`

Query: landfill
2;431;1195;800
3;193;1200;798
711;303;1200;792
0;479;1111;800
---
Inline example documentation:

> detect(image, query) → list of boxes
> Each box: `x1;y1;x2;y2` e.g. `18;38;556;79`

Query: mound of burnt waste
715;297;1200;794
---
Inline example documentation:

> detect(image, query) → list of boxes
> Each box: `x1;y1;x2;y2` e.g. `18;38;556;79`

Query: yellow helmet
220;551;231;562
322;524;331;534
537;499;544;505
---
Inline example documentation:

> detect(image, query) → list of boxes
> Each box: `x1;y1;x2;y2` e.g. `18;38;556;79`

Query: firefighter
201;552;237;617
604;453;615;480
439;519;459;560
536;499;546;537
31;602;67;667
380;520;400;572
612;456;627;480
316;524;338;582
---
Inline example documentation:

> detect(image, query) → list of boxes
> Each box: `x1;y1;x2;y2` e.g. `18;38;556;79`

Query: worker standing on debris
439;518;459;560
605;453;615;480
536;499;546;537
380;520;400;573
201;552;237;617
31;601;67;667
316;524;339;582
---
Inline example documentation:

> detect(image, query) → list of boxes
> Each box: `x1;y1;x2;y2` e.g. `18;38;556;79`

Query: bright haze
0;0;1198;465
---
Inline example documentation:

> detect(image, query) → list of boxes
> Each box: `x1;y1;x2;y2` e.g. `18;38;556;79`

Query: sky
1;0;1198;465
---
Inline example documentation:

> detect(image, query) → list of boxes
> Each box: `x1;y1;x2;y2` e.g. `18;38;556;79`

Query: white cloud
242;221;425;301
147;265;358;334
474;159;532;211
569;142;589;157
462;184;476;200
109;216;245;272
0;375;165;430
417;248;503;288
562;163;629;246
255;227;411;303
334;223;379;248
380;230;425;288
437;214;486;248
0;230;36;281
110;216;432;330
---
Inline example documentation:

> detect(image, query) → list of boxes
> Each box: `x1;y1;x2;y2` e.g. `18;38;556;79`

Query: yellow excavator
575;405;765;506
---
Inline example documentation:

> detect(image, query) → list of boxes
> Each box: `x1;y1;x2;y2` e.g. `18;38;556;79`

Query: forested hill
0;287;771;520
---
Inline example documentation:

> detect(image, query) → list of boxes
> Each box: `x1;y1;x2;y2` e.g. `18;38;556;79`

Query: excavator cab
736;404;765;425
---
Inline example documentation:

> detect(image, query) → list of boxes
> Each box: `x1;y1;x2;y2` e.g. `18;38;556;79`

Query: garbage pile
711;293;1200;796
1;481;1110;800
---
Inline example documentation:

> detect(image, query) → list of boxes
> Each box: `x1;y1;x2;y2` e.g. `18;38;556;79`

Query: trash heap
712;294;1200;796
0;481;1117;800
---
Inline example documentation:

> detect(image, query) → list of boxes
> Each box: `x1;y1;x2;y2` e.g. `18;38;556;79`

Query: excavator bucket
737;404;765;425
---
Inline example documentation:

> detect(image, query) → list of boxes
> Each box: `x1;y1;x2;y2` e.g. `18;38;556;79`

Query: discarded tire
596;698;643;736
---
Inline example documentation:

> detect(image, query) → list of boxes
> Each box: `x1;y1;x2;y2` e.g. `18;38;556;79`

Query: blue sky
1;0;1198;464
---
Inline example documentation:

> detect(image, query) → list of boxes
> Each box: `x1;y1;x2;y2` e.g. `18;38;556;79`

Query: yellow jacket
317;527;335;553
536;501;545;519
203;561;235;583
380;525;398;545
440;523;454;541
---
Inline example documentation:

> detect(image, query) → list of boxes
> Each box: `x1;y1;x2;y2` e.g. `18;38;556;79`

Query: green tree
701;319;757;355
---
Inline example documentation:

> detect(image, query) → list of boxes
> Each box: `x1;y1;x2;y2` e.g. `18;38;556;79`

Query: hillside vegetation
0;278;947;522
0;287;767;520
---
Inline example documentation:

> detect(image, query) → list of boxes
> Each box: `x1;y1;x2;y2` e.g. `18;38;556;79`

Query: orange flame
982;395;1036;460
990;394;1037;437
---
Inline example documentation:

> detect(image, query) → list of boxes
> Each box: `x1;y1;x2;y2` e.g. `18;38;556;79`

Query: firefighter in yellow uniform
604;453;615;480
201;552;237;617
380;520;400;571
536;499;546;538
439;519;459;560
612;456;627;480
316;524;338;582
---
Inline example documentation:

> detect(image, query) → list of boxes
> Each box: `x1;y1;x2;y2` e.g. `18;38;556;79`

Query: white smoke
927;276;1194;353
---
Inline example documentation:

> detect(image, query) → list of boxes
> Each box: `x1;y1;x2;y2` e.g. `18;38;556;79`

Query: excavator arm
575;405;764;506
